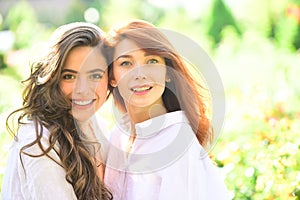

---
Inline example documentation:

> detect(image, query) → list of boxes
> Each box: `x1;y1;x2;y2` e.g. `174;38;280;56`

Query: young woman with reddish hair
104;20;230;200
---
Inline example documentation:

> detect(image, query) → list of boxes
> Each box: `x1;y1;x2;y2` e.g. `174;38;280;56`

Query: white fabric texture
104;111;231;200
2;122;77;200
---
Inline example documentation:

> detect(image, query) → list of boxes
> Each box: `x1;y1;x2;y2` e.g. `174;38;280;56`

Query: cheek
150;66;167;85
60;82;74;96
113;75;130;102
157;75;167;87
118;83;129;100
113;67;128;83
95;78;108;98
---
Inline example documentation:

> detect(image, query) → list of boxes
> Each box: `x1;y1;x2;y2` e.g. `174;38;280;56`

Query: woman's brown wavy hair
104;20;213;147
6;22;112;200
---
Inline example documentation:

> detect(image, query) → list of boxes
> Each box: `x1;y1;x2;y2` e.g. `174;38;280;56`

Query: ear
165;74;171;83
110;79;117;87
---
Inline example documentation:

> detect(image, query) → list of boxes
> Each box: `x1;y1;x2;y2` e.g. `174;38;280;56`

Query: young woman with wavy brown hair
2;22;112;200
103;20;230;199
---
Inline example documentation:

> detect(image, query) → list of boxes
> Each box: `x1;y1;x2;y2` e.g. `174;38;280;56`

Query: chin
75;118;89;122
72;113;92;123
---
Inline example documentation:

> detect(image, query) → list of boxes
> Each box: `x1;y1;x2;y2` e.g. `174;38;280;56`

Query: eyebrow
87;69;105;74
62;68;105;74
62;69;77;73
115;52;154;61
115;54;132;61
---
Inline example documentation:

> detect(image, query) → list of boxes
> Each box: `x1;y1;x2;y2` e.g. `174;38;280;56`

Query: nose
74;76;89;94
134;65;147;80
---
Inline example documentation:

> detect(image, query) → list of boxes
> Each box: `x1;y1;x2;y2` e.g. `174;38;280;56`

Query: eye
147;58;159;64
62;74;76;80
120;61;132;67
88;73;104;80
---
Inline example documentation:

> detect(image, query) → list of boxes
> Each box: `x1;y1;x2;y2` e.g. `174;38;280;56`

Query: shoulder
17;121;49;138
15;121;50;147
155;111;192;134
158;111;194;139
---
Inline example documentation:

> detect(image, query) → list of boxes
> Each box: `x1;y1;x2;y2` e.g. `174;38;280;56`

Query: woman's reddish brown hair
105;20;213;147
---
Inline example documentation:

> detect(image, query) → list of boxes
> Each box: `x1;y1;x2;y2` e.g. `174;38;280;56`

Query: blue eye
147;59;159;64
120;61;132;67
89;73;104;80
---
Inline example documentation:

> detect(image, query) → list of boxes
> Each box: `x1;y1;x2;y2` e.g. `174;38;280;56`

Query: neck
126;99;167;125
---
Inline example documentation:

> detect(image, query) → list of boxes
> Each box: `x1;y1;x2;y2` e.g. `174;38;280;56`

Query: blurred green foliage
4;1;39;49
65;0;87;23
0;53;7;69
0;0;299;199
207;0;242;47
210;22;300;198
273;0;300;50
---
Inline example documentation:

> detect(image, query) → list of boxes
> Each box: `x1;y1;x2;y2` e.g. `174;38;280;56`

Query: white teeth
132;87;151;92
73;100;93;106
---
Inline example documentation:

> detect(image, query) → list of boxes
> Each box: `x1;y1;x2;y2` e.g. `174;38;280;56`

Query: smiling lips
72;99;95;108
131;85;153;95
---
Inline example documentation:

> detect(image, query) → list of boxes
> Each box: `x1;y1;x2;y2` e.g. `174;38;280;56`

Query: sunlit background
0;0;300;199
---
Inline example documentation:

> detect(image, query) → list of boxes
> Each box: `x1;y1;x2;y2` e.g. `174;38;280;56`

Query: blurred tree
228;0;274;39
138;1;165;25
4;0;39;49
0;53;7;69
65;0;87;24
294;187;300;200
89;0;109;27
207;0;242;48
0;12;3;30
101;0;143;29
286;0;300;49
100;0;166;31
271;0;300;50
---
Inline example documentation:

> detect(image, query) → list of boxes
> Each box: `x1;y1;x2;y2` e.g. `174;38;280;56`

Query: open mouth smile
72;99;95;106
131;86;152;92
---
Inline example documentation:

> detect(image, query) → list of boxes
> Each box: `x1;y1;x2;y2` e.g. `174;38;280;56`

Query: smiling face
60;46;108;122
111;38;167;111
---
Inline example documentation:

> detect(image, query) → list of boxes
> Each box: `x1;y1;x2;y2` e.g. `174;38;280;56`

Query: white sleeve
188;147;232;200
20;148;78;200
17;124;77;200
201;154;232;199
157;139;231;200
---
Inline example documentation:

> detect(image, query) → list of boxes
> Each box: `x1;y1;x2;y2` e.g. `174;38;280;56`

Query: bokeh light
84;7;100;24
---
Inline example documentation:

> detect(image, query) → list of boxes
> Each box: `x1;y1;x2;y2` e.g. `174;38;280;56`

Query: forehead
64;46;107;71
114;39;142;58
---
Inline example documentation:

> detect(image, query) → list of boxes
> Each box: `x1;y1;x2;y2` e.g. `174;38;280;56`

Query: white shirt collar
119;111;189;139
